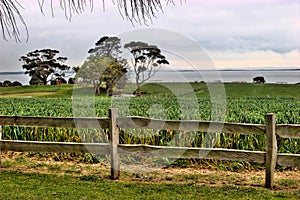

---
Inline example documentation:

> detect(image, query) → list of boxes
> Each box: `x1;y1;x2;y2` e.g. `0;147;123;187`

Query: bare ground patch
1;152;299;191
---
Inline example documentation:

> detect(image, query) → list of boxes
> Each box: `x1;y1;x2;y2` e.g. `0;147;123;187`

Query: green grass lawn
223;83;300;98
138;82;300;98
1;82;300;98
0;84;74;98
0;170;299;200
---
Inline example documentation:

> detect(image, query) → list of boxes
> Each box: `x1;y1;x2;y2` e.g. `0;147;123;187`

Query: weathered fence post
109;108;120;179
265;113;277;189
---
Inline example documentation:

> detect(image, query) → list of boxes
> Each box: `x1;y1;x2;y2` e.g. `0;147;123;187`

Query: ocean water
0;73;31;85
0;72;75;85
0;70;299;85
130;70;300;84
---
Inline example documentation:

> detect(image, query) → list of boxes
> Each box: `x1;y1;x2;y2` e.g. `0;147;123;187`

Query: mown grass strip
0;170;299;200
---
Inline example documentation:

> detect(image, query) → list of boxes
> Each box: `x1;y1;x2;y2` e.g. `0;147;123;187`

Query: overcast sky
0;0;299;71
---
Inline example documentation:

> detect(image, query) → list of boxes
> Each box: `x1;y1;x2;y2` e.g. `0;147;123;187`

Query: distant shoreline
176;68;300;72
1;68;300;74
0;71;25;75
1;69;300;85
0;70;75;75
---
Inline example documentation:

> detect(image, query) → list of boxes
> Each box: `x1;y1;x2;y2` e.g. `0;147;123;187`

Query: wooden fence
0;108;299;189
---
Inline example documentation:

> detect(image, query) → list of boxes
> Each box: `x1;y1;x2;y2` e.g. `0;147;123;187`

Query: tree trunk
136;79;142;96
106;85;113;96
95;85;100;96
107;88;113;96
105;81;115;97
42;79;47;85
137;86;142;96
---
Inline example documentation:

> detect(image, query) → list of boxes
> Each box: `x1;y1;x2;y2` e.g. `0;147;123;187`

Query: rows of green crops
0;97;299;155
1;97;300;123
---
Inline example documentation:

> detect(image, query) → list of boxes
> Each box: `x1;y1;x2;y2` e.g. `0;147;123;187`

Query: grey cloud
200;36;300;53
155;1;300;54
1;1;299;72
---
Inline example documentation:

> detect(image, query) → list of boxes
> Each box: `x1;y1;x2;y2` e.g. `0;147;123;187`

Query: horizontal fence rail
118;144;266;164
0;109;299;189
117;117;266;135
276;125;300;138
1;141;298;167
0;116;109;129
0;140;110;154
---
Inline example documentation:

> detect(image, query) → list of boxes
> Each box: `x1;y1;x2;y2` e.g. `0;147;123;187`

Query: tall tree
88;36;122;59
77;36;127;96
0;0;181;42
19;49;70;85
124;41;169;96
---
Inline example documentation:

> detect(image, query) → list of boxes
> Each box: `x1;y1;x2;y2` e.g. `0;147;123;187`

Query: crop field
0;88;299;155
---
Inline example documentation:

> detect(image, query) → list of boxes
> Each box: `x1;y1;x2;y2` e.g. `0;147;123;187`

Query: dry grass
1;152;299;191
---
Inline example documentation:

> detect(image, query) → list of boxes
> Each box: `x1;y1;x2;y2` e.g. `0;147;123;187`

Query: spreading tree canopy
78;36;127;96
124;41;169;96
19;49;70;85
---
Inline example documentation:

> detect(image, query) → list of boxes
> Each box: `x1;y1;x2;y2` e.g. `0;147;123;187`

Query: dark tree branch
0;0;28;42
0;0;183;42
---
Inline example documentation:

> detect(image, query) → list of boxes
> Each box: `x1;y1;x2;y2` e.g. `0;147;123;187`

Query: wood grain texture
109;108;120;179
0;140;110;154
276;125;300;138
0;116;109;129
118;144;266;163
277;153;300;167
265;114;277;189
117;117;266;135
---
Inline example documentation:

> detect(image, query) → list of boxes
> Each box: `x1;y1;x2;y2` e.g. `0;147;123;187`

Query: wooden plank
0;116;109;129
118;144;266;163
276;125;300;138
265;113;277;189
109;108;120;180
277;153;300;167
0;140;110;154
117;117;266;135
